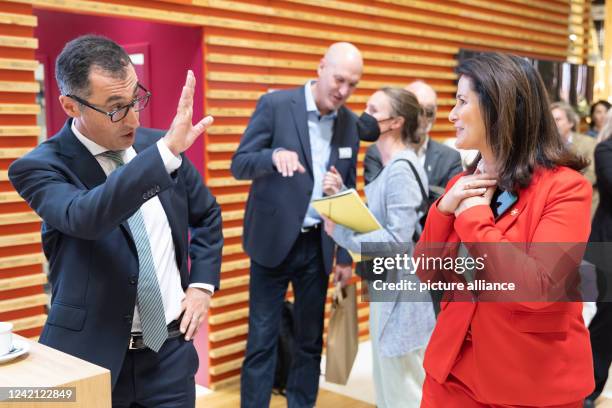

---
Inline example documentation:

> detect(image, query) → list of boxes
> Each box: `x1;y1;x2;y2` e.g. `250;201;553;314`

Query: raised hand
163;70;214;156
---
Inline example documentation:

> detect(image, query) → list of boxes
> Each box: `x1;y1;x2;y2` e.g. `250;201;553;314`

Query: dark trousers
240;229;328;408
587;301;612;402
112;336;199;408
585;264;612;402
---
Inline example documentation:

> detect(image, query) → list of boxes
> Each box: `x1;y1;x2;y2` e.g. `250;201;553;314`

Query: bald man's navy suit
232;86;359;408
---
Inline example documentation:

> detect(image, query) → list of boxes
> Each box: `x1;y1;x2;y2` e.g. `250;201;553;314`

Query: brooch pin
510;208;520;217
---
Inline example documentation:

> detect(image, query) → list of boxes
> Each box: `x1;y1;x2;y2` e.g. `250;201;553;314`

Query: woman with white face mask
322;87;436;408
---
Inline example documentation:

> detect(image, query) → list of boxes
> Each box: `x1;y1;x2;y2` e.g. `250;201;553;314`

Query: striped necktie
100;150;168;352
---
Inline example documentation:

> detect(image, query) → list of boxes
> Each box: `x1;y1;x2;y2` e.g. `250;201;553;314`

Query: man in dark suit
232;42;363;408
364;80;463;192
584;132;612;407
8;35;223;407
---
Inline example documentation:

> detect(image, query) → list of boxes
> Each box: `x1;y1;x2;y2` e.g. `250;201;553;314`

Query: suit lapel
290;87;313;176
56;121;107;190
424;139;440;180
57;120;138;250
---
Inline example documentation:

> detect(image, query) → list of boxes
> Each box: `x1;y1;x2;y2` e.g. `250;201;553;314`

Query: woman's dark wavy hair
458;52;587;193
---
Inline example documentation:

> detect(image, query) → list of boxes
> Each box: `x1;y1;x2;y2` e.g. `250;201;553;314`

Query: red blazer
416;166;594;406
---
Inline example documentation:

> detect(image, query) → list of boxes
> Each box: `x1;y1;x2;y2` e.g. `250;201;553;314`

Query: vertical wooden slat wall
0;1;47;340
2;0;584;390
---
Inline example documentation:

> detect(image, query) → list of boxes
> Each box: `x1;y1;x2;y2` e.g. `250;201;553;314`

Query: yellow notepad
312;189;381;261
311;188;381;232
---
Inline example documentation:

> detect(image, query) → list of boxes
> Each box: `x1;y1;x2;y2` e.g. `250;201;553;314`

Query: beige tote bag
325;283;358;385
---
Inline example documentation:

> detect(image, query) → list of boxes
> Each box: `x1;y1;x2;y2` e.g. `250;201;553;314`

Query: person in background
362;81;462;318
551;101;598;217
587;100;611;138
232;42;362;408
8;35;223;407
417;53;593;407
585;109;612;407
363;81;462;195
322;87;435;408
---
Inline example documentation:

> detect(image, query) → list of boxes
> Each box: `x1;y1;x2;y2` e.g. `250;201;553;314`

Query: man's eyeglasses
66;83;151;123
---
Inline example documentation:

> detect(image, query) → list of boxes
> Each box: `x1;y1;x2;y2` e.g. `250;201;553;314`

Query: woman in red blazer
417;53;594;407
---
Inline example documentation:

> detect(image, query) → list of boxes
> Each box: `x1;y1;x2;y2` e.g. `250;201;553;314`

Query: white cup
0;322;13;356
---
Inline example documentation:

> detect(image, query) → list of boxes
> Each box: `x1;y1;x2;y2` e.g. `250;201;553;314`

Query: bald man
232;42;363;408
364;81;462;197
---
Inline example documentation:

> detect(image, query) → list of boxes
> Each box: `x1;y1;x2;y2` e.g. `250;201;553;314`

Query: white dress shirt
416;135;429;170
71;121;214;332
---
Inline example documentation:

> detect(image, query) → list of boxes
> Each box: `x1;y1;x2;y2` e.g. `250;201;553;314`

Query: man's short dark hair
56;35;132;98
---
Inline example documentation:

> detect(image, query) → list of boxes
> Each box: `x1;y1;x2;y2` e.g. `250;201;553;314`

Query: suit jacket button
155;185;160;192
142;193;147;200
129;277;137;285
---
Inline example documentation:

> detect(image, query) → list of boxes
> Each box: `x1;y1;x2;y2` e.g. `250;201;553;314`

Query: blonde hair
379;87;423;144
550;101;579;130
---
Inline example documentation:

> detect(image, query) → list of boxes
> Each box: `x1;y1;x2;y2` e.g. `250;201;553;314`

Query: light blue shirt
303;80;337;227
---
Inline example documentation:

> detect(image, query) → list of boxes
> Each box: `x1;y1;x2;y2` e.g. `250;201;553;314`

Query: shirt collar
71;119;109;156
417;135;430;157
304;80;337;118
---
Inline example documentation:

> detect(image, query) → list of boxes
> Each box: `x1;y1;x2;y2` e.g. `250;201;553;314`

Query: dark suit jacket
591;139;612;242
8;120;223;387
364;138;462;190
231;86;359;274
589;139;612;287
